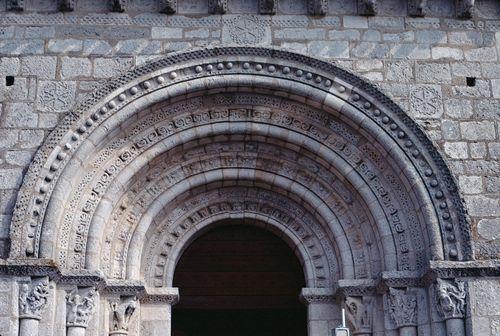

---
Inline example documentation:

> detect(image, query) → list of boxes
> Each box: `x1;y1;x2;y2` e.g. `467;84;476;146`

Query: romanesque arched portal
9;46;474;336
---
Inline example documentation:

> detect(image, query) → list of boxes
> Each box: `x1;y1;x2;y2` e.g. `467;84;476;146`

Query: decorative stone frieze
435;279;466;320
110;297;137;335
387;288;417;328
345;296;373;335
19;278;50;320
66;287;97;328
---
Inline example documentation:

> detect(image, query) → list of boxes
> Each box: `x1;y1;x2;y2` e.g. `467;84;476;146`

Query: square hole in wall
6;76;14;86
466;77;476;87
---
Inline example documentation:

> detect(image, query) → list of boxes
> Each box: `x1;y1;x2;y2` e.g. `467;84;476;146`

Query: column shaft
67;326;86;336
445;318;465;336
19;318;39;336
399;326;417;336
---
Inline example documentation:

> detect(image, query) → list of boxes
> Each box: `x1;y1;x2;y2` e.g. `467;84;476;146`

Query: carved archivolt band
9;47;470;285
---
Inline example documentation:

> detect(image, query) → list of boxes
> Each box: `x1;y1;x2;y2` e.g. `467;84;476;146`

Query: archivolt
9;47;471;282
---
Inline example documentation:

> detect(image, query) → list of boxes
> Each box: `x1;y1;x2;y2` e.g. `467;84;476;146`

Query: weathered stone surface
93;57;134;78
4;102;37;128
37;81;76;113
415;62;452;83
308;41;349;58
477;218;500;240
460;121;496;141
61;57;92;79
444;142;468;159
0;168;23;189
20;56;57;79
47;39;83;53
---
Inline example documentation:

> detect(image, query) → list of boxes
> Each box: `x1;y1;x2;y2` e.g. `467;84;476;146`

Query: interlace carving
387;288;417;328
66;287;97;328
345;296;373;334
110;297;138;333
435;279;466;320
19;279;50;319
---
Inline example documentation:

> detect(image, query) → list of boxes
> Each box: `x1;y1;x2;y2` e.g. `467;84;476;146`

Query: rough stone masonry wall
0;0;498;334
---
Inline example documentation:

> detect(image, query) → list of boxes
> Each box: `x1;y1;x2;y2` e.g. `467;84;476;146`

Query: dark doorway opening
172;224;307;336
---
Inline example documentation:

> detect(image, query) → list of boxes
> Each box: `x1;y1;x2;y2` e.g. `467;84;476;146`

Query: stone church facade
0;0;499;335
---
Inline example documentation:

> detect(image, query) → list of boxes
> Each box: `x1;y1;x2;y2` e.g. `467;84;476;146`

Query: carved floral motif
18;278;50;319
387;288;417;328
66;287;97;328
435;279;466;320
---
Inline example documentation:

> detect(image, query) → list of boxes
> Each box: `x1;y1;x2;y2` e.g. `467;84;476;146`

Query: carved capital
7;0;24;11
308;0;328;15
110;297;137;334
456;0;475;19
358;0;377;16
18;278;50;320
259;0;277;15
111;0;127;12
435;279;466;320
345;296;373;334
208;0;227;14
408;0;427;17
387;288;417;328
66;287;97;328
160;0;177;14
